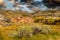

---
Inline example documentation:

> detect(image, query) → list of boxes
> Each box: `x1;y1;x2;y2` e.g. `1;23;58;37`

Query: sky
2;0;60;13
0;0;49;12
3;0;14;10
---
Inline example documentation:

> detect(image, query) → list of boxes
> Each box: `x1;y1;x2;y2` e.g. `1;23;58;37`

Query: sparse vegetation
0;10;60;40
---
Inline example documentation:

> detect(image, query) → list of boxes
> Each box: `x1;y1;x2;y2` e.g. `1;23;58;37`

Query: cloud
1;0;60;13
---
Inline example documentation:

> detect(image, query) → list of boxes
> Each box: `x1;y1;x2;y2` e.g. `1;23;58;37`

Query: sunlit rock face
0;0;5;8
0;0;3;3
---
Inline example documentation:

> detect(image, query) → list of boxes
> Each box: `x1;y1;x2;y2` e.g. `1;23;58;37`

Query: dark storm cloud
43;0;60;8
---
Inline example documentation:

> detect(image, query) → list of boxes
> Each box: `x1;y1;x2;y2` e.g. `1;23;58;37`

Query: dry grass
0;10;60;40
